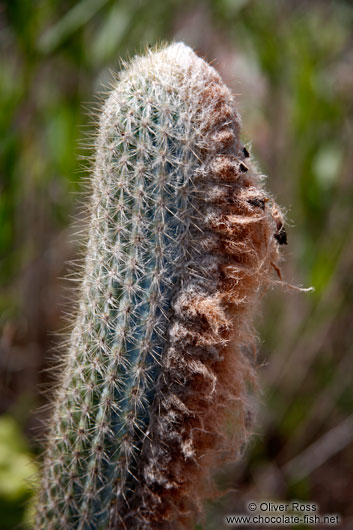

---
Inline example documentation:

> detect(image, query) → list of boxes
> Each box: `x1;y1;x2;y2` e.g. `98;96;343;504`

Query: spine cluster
36;42;283;529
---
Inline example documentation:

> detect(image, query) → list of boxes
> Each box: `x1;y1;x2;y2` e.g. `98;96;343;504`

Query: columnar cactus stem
36;43;284;529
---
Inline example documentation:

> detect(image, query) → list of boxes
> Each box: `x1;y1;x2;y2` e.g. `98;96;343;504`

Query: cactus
35;42;284;529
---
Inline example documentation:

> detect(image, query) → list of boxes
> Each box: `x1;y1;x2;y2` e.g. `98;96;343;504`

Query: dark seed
274;226;287;245
247;198;265;210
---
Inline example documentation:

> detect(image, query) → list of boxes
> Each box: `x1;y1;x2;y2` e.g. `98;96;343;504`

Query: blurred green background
0;0;352;528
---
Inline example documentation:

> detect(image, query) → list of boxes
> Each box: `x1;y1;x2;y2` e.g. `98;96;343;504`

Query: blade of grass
37;0;109;54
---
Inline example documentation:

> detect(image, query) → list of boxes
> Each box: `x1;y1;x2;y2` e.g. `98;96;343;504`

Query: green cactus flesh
36;43;283;529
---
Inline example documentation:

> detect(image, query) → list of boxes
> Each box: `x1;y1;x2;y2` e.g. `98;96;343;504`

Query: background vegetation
0;0;352;528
